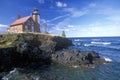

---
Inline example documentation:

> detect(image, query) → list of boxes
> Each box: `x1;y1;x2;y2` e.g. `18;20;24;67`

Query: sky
0;0;120;37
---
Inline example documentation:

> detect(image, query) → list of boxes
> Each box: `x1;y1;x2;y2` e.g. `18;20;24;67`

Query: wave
84;43;120;51
91;41;111;45
74;39;81;42
84;44;94;47
103;57;112;62
2;77;9;80
107;46;120;51
84;42;111;47
91;39;101;41
72;65;79;68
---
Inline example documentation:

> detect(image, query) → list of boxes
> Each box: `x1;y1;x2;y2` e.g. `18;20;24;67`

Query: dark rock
51;36;73;50
0;43;50;72
0;47;16;72
85;51;100;58
40;40;56;53
52;50;105;66
86;53;93;64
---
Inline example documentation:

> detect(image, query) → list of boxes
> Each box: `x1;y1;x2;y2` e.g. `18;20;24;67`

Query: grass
0;33;57;48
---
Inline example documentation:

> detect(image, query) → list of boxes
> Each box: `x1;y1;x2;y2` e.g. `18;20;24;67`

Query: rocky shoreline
0;33;106;78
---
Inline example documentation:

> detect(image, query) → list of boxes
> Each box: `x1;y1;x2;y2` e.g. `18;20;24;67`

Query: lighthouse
32;8;40;32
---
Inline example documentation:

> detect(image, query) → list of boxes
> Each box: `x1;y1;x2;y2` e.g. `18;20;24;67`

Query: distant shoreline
68;36;120;38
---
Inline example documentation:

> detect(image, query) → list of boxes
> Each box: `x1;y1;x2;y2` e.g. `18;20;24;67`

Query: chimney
17;15;21;19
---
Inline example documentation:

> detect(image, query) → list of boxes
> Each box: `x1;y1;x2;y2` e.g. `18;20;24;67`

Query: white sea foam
103;57;112;62
84;44;93;47
9;68;17;74
91;42;111;45
2;77;9;80
72;65;79;68
74;39;80;42
90;66;95;68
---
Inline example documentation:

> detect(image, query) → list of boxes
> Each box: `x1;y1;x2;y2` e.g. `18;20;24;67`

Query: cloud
51;2;99;36
89;3;96;7
49;4;91;36
107;16;120;23
38;0;45;4
96;7;120;25
64;23;120;37
87;26;120;37
97;8;118;15
0;24;8;27
56;1;67;8
64;3;96;18
64;7;89;17
0;24;8;32
55;26;69;32
68;25;74;28
47;14;70;22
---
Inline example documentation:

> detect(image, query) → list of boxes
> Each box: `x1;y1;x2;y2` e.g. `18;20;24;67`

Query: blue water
69;37;120;63
67;37;120;80
45;37;120;80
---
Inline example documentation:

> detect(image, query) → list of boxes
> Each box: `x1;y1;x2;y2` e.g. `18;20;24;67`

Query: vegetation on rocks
0;33;55;48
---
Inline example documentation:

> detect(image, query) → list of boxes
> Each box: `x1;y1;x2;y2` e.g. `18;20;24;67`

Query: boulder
52;50;105;66
0;47;16;72
51;36;73;50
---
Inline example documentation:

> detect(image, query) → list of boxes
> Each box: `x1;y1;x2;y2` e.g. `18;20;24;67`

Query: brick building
7;8;40;33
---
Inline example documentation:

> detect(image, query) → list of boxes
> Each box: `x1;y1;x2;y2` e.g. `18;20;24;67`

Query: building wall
34;23;40;32
8;24;23;33
23;18;35;32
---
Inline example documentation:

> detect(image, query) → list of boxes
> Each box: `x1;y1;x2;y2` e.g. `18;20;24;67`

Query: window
25;25;28;32
27;20;31;25
31;21;34;32
18;26;21;33
14;27;17;32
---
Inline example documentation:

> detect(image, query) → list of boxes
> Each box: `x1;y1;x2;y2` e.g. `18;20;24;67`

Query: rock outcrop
0;33;105;74
0;33;73;72
52;50;105;67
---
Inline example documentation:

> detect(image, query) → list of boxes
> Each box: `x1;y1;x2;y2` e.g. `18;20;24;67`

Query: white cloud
95;7;120;27
64;3;96;18
0;24;8;32
53;26;70;32
107;16;120;25
68;25;74;28
38;0;45;4
65;23;120;37
64;7;89;17
0;24;8;27
87;26;120;37
56;1;67;8
47;14;70;22
89;3;96;7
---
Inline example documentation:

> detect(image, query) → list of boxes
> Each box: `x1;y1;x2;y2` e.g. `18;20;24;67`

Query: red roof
10;16;31;26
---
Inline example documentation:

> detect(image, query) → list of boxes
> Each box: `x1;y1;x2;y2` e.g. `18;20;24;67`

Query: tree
61;31;66;38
